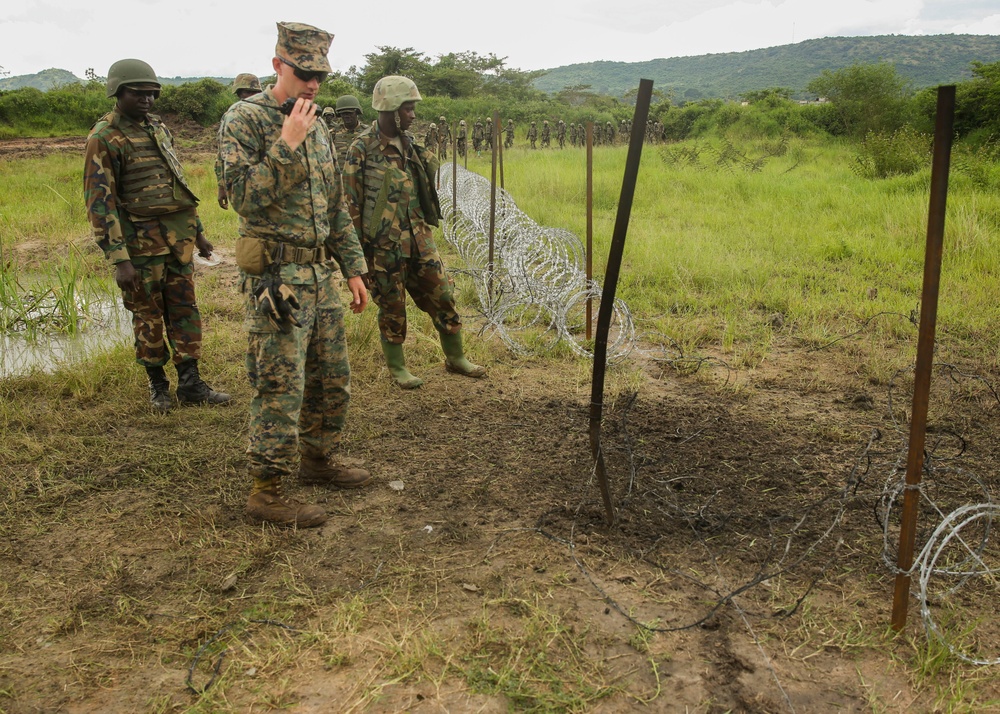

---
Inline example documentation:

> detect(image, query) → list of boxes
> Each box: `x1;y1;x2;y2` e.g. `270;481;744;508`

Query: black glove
253;272;301;334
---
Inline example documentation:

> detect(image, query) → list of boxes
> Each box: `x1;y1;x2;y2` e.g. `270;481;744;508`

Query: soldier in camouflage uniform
331;94;368;167
219;22;372;528
504;119;515;149
483;117;493;152
437;116;450;160
343;76;485;390
556;119;566;149
541;119;551;148
85;58;231;414
527;121;537;149
472;119;484;154
569;122;577;147
425;122;439;153
456;119;467;158
216;74;262;209
606;121;615;146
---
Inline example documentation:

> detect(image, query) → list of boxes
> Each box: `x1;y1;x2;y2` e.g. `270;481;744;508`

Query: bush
155;79;232;126
851;126;931;179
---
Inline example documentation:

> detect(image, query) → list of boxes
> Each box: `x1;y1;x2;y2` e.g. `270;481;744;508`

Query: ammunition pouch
411;143;441;227
235;236;328;275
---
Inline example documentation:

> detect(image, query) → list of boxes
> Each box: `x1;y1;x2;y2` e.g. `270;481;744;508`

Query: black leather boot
175;360;232;405
145;365;172;413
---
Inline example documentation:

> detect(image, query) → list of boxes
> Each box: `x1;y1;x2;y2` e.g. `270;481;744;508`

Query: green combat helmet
371;75;421;111
106;58;160;98
232;73;262;94
335;94;362;114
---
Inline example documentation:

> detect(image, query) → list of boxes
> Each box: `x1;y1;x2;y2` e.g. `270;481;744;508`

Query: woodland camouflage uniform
541;120;550;148
343;124;461;345
85;108;204;371
527;121;537;149
472;119;484;152
504;119;515;149
483;117;493;150
85;57;230;413
556;119;566;148
438;116;450;159
456;120;467;157
218;79;367;491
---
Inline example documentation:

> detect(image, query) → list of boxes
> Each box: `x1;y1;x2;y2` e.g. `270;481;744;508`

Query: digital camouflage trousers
120;254;201;367
244;274;351;480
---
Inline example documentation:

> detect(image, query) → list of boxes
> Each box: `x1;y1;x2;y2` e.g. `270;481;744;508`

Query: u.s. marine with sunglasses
218;21;372;528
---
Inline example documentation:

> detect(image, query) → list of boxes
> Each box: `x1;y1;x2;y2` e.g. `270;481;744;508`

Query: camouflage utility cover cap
275;21;333;73
371;75;421;112
106;58;160;98
335;94;362;113
232;73;261;93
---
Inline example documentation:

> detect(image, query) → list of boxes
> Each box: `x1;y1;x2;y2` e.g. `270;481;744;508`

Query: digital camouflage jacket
218;87;367;285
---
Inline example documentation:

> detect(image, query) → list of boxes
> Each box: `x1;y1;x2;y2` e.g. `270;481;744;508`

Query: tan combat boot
246;476;327;528
299;455;372;489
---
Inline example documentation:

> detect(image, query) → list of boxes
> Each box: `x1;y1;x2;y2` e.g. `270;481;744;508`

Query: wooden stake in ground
488;110;499;309
589;80;654;527
891;85;956;631
586;121;594;341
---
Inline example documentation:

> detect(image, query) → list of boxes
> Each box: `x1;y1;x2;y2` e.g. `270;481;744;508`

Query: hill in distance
0;69;234;91
533;34;1000;100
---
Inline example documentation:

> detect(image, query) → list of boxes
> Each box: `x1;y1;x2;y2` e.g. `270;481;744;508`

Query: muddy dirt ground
2;132;999;713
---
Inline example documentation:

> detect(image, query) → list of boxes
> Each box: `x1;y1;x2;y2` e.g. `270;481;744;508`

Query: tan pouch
235;236;272;275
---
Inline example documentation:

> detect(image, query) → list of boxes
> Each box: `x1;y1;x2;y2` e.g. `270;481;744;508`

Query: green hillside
0;68;82;90
534;34;1000;99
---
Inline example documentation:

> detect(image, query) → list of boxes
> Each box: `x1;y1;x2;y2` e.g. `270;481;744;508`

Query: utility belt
235;236;329;275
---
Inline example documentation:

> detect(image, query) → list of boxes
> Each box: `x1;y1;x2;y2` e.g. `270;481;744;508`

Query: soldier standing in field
606;121;615;146
456;119;467;158
541;119;550;148
472;118;484;154
425;122;439;153
331;94;368;167
527;121;537;149
216;74;261;209
85;59;231;414
343;76;485;390
556;119;566;149
218;22;372;528
504;119;515;149
569;122;577;147
437;115;450;159
484;116;494;152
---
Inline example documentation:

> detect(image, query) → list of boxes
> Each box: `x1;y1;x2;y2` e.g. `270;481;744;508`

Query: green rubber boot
440;331;486;378
381;340;424;389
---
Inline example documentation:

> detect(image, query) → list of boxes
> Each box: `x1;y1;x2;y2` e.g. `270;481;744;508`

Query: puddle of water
0;298;133;378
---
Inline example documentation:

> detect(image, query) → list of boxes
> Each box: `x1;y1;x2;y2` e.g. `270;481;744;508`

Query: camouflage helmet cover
439;115;446;122
372;75;421;111
232;73;261;94
459;119;466;125
429;122;437;129
335;94;362;113
322;106;337;117
275;21;333;73
106;58;160;98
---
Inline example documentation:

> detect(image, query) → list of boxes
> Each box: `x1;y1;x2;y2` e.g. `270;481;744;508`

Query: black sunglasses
277;56;327;84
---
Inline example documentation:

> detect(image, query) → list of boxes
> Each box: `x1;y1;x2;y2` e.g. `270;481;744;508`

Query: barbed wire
437;165;635;361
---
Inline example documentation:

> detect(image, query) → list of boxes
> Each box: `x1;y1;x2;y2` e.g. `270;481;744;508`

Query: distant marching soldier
556;119;566;149
527;121;537;149
541;119;550;148
438;115;450;159
331;94;368;167
484;116;494;151
504;119;515;149
568;122;576;147
606;121;615;146
457;119;467;157
425;122;439;153
472;119;484;153
619;119;628;142
86;58;231;413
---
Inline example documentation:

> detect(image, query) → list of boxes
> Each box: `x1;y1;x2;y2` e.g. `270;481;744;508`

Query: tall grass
461;138;1000;364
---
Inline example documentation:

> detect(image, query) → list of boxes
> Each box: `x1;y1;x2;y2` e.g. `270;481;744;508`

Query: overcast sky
2;0;998;80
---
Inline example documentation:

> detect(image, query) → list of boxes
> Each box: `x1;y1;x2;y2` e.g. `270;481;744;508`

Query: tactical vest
357;132;410;243
113;113;197;217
